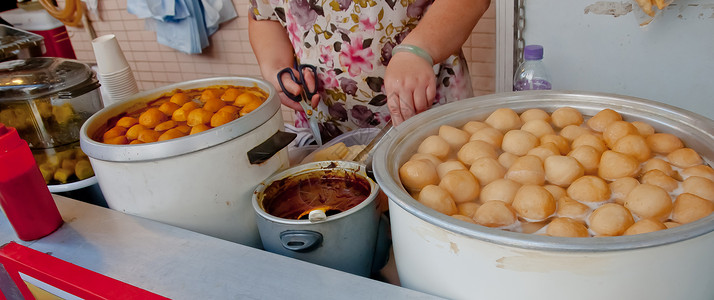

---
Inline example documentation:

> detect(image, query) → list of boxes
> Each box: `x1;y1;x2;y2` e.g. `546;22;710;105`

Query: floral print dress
250;0;474;142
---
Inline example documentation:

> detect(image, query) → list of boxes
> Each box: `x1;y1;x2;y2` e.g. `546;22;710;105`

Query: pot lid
0;57;94;101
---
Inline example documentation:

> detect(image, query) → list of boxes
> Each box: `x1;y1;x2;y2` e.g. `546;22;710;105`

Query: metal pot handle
280;230;323;252
247;130;296;164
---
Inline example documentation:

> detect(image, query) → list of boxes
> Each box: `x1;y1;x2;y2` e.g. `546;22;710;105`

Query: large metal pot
80;77;292;248
373;91;714;300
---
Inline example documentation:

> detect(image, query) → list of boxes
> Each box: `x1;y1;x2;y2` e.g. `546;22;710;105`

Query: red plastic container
0;123;63;241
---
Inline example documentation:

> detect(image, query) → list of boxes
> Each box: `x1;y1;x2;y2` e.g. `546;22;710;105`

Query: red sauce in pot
262;172;371;220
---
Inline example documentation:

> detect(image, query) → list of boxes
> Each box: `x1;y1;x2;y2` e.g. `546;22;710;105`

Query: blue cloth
127;0;237;54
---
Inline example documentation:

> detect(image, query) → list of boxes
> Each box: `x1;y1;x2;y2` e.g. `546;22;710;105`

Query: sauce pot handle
280;230;323;252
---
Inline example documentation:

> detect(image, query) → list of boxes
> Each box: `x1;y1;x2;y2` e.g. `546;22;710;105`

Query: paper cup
92;34;130;75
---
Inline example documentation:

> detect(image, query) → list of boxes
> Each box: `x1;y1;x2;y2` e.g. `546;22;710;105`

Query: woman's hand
384;51;436;126
273;66;321;112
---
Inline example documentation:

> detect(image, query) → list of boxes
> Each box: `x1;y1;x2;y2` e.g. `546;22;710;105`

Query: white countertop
0;195;441;299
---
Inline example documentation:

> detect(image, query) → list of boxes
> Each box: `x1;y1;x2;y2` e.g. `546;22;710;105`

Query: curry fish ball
186;109;214;127
169;92;191;105
546;217;589;238
667;148;703;169
158;101;181;117
559;125;591;143
139;108;168;129
586;108;622;132
623;218;667;236
512;185;556;221
646;133;684;154
473;200;517;228
457;201;481;217
682;165;714;182
438;125;470;150
484;108;522;133
418;135;451;160
641;158;675;177
526;143;560;162
624;184;673;221
672;193;714;224
544;155;584;187
567;145;600;175
567;175;610;203
610;177;639;204
116;116;139;128
103;126;127;141
603;121;638;149
598;150;640;180
126;124;147;141
571;134;607;153
189;124;211;135
631;121;655;137
418;185;458;216
158;128;187;141
551;107;583;129
203;98;227;113
506;155;545;185
137;129;162;143
557;197;590;220
436;160;467;178
438;169;480;204
589;203;635;236
457;140;498;166
461;121;489;134
211;110;238;127
640;169;679;193
682;176;714;202
498;152;519;169
540;134;570;155
612;135;651;162
469;127;504;148
502;130;539;156
399;159;440;192
521;119;554;138
480;179;522;204
519;108;551;123
469;157;506;187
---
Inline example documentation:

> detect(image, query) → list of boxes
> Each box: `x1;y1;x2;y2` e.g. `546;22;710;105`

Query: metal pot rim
373;90;714;252
79;76;279;162
252;160;379;225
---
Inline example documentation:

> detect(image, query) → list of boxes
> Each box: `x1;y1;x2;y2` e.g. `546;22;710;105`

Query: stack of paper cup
92;34;139;107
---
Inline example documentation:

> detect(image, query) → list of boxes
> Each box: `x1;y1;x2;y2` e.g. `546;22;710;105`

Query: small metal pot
252;161;381;277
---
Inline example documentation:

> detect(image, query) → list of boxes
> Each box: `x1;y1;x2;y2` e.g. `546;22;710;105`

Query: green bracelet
392;44;434;65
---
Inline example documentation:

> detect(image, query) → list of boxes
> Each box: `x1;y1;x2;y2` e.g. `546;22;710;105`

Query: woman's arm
248;18;319;111
385;0;491;125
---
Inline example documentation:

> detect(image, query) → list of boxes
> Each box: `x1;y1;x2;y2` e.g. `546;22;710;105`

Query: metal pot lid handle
247;130;296;164
280;230;323;252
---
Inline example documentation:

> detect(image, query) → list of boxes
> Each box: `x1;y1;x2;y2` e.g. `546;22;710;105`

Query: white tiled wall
64;0;496;123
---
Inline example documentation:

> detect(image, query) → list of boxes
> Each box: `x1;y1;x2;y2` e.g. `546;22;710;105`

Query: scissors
277;64;322;146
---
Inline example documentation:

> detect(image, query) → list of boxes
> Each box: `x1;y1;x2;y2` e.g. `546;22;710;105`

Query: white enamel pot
80;77;293;248
372;91;714;300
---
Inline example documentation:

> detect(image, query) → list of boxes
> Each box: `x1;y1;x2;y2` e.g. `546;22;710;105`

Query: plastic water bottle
513;45;552;91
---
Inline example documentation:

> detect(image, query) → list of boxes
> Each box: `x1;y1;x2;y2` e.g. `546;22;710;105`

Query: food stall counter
0;194;441;299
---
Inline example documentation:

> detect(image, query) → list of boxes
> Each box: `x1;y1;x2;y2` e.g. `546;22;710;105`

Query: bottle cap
524;45;544;60
0;123;24;153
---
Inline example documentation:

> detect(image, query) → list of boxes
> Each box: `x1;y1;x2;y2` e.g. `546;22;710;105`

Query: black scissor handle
277;67;302;103
296;64;318;100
